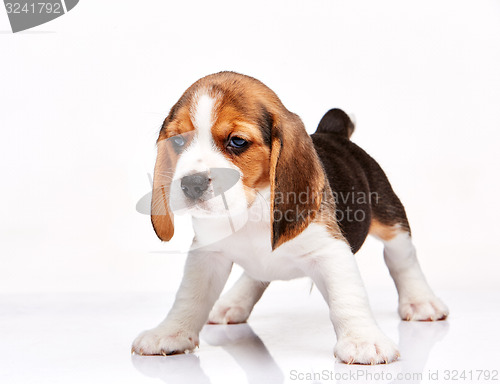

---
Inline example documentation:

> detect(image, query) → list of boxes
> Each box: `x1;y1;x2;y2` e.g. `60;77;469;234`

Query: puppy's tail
315;108;355;139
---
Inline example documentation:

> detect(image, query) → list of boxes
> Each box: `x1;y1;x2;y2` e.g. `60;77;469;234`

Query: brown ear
151;137;176;241
270;113;326;250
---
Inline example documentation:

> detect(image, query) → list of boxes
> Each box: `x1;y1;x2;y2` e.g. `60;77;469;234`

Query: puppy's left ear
270;113;326;250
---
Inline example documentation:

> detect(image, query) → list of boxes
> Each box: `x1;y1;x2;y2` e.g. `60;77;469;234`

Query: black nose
181;172;210;200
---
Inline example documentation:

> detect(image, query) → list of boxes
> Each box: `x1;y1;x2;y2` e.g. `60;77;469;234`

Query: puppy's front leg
132;250;232;355
305;238;399;364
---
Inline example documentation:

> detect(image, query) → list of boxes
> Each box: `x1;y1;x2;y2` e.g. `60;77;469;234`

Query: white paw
131;326;199;356
334;332;400;365
399;295;449;321
208;302;250;324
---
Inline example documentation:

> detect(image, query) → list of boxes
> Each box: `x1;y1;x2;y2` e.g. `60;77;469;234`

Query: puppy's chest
219;221;306;281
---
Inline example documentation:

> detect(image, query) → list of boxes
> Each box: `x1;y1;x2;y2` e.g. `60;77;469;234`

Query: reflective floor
1;285;498;384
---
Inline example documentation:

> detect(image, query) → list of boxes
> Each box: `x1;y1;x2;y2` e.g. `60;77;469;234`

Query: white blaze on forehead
190;92;218;144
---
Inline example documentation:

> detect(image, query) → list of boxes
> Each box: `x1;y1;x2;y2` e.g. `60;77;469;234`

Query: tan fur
369;219;400;241
151;139;176;241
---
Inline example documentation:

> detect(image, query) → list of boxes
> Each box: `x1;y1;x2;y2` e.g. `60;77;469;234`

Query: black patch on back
311;133;410;253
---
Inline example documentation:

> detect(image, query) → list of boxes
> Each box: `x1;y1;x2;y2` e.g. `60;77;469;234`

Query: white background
2;2;500;384
1;0;500;295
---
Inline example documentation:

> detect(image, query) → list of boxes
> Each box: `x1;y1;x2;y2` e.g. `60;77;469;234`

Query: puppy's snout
181;172;210;200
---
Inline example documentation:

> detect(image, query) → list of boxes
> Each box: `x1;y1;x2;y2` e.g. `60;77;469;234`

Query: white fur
190;92;217;137
383;233;449;321
208;273;269;324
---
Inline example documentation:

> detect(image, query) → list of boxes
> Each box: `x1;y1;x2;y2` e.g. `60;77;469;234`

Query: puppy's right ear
151;136;176;241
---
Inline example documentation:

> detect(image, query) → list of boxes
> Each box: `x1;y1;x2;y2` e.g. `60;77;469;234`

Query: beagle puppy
132;71;449;364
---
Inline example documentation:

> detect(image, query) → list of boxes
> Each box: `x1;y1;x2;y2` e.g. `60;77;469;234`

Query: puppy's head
151;72;325;249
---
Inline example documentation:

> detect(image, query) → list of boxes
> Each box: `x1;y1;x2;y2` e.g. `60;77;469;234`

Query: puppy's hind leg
370;220;449;321
208;273;269;324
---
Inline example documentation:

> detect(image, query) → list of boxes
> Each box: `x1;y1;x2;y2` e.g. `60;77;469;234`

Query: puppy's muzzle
181;172;210;200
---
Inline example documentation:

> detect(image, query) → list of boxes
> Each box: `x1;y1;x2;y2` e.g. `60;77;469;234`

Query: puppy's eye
171;136;186;148
228;137;248;149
